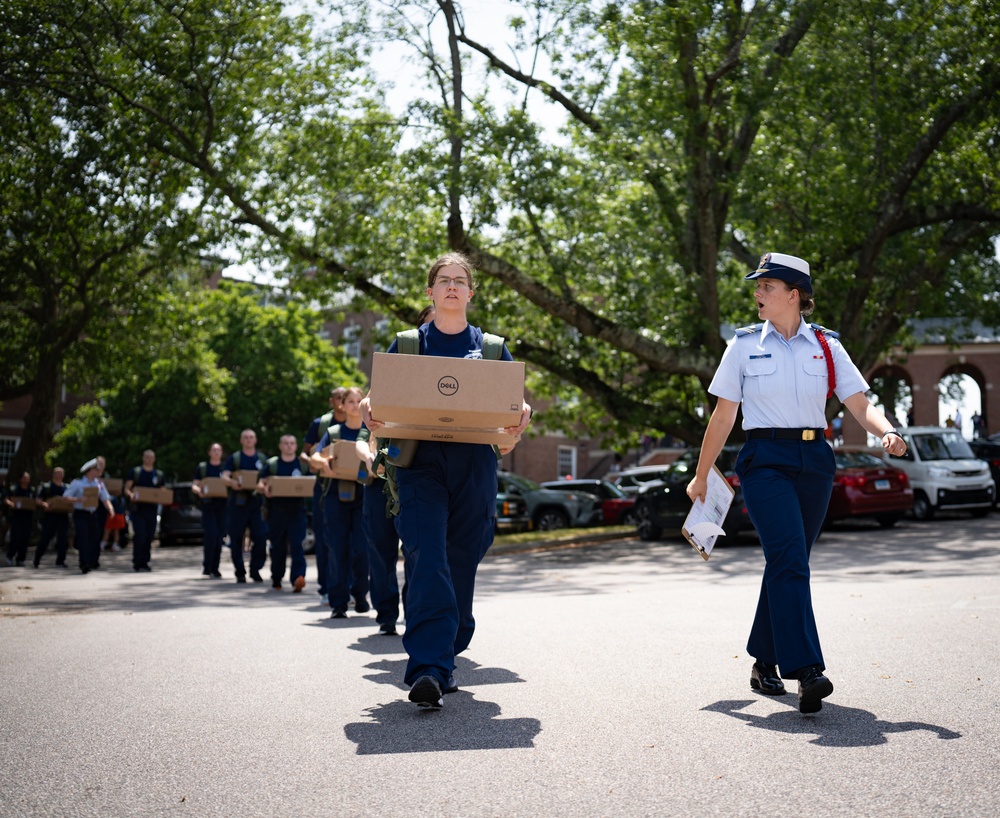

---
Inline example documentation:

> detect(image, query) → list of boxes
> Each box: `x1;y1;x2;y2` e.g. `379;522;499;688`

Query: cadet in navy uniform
124;450;165;572
302;386;347;605
222;429;268;584
63;460;115;573
309;386;372;618
258;434;309;592
4;472;35;567
34;467;70;568
686;252;907;713
193;442;228;579
361;252;531;708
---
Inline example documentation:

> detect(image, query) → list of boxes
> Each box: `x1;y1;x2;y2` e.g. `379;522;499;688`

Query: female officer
686;252;907;714
360;252;531;709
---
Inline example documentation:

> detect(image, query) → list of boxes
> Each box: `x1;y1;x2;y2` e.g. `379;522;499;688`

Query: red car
539;479;637;526
826;450;913;528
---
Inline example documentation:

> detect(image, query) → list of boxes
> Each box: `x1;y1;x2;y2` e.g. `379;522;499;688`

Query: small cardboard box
369;352;524;447
265;476;316;497
198;477;229;498
82;487;100;510
319;440;371;482
102;477;123;494
232;470;262;491
132;486;174;505
10;497;36;511
45;495;76;513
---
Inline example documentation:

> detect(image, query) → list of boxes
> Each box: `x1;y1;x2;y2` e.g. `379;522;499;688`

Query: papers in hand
682;465;735;561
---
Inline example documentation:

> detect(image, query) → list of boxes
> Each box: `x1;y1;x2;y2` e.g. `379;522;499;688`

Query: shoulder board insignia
735;323;763;336
809;323;840;339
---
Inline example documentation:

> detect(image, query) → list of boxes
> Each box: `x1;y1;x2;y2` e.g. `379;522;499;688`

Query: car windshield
502;473;541;492
834;451;887;469
912;431;975;461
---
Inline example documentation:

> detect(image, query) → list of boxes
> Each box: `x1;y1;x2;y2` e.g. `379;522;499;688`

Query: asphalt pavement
2;513;999;817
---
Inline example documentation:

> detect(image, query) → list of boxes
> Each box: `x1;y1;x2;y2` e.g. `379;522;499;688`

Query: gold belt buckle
802;429;816;441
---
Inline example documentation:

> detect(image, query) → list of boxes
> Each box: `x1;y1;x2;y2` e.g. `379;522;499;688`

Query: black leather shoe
249;569;263;583
750;661;786;696
408;675;443;709
330;609;347;619
378;622;397;635
797;665;834;713
443;676;458;695
354;598;370;614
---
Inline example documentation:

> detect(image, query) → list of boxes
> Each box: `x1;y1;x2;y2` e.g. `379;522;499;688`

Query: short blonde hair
426;252;475;290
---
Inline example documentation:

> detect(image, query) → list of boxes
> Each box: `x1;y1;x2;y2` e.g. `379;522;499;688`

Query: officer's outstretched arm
687;398;740;504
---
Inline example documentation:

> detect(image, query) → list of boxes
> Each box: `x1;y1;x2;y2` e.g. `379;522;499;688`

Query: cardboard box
102;477;123;494
9;497;36;511
198;477;229;498
132;486;174;505
319;440;371;483
369;352;524;447
265;476;316;497
45;496;77;513
232;470;262;491
82;487;100;510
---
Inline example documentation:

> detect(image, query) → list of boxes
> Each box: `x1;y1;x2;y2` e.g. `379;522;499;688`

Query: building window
0;437;18;475
342;324;362;361
557;446;577;480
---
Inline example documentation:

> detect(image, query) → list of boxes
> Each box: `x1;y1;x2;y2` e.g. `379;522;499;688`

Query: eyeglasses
433;276;471;289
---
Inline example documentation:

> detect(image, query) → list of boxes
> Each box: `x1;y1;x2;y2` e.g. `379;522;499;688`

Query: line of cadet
2;388;404;636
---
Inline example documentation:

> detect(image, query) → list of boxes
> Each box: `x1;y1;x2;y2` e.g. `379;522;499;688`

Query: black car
633;447;755;541
156;482;204;547
968;439;1000;505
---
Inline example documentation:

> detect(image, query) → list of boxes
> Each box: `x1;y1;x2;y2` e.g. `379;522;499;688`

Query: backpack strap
482;332;505;361
396;329;421;355
317;410;336;440
267;456;279;476
198;461;208;480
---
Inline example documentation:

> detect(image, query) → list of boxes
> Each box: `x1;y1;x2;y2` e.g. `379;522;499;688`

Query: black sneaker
408;676;444;709
443;676;458;695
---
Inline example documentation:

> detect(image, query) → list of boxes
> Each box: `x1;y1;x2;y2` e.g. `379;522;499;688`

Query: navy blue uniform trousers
323;489;369;612
228;495;268;578
200;499;227;574
5;511;34;563
736;437;835;679
35;514;69;566
268;504;307;584
131;505;157;569
363;482;404;627
396;441;497;688
312;479;328;596
72;510;101;570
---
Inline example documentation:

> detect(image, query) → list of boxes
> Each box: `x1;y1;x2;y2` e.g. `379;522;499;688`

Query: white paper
682;465;735;560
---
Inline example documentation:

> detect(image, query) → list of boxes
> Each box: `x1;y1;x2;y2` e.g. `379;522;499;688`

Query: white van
888;427;995;520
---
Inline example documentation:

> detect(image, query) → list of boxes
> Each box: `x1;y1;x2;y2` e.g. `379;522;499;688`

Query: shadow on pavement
702;699;962;747
344;692;541;754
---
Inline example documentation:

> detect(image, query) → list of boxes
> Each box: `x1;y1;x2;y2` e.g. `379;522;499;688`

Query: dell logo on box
437;376;459;396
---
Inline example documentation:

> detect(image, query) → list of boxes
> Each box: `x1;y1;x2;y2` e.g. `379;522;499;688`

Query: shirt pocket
744;357;778;399
801;358;829;399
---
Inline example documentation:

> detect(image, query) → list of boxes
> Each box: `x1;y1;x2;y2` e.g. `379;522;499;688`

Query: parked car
888;427;995;520
968;438;1000;505
495;483;531;533
825;450;913;527
632;447;754;541
156;482;204;547
609;465;680;497
539;479;637;525
496;471;599;531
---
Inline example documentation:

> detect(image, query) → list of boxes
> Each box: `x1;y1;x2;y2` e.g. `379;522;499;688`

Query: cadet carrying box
319;440;372;483
368;352;524;447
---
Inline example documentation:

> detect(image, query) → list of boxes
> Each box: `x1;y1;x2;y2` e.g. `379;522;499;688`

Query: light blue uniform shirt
63;476;111;512
709;318;869;430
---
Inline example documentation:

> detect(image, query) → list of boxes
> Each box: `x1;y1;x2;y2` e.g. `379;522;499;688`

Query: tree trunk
7;352;62;485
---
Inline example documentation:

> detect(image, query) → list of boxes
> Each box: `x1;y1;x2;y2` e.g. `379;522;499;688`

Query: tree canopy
3;0;999;462
47;281;364;480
